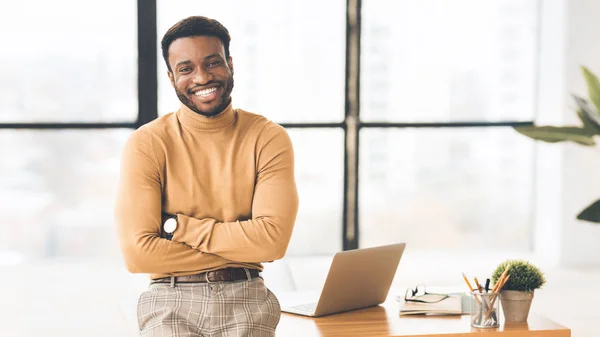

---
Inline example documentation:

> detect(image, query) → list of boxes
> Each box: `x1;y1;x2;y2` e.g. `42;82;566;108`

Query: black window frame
0;0;536;251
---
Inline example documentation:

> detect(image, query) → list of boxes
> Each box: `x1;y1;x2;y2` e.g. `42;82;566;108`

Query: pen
485;278;490;293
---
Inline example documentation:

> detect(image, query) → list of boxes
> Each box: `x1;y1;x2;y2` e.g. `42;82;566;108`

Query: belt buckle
205;268;252;283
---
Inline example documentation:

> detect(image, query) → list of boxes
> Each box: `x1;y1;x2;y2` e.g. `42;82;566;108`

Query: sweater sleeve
172;123;299;263
115;128;230;274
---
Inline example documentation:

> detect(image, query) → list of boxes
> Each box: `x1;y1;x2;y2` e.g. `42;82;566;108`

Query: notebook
398;294;466;316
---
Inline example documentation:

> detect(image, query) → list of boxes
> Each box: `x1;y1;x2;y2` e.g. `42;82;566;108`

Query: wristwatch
163;215;178;240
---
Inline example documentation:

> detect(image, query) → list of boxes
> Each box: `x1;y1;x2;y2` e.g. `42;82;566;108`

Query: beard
175;74;234;117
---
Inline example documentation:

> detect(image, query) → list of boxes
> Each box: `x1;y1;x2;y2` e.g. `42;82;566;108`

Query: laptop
279;243;406;317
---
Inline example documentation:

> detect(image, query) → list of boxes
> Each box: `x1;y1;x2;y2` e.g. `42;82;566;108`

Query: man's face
167;35;234;117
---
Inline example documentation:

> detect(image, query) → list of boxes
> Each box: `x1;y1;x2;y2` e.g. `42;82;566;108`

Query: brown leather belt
151;268;261;284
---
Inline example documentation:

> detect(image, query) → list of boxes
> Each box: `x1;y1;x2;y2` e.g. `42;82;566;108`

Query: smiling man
115;16;299;337
169;36;234;117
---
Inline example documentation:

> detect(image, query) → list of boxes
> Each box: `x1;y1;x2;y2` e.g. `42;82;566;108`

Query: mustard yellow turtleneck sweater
115;102;299;280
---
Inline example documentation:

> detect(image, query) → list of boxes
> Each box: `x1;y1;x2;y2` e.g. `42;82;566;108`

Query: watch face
164;218;177;234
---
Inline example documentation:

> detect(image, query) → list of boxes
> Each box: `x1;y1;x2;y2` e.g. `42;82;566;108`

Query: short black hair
160;16;231;72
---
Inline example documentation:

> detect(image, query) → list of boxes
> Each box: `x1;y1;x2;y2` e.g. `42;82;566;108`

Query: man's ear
168;71;175;87
227;56;234;75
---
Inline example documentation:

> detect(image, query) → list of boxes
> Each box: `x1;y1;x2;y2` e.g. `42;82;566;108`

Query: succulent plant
492;259;546;293
513;66;600;223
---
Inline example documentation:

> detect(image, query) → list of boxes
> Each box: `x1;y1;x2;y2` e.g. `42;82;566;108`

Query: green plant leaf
572;94;600;135
582;66;600;116
491;259;546;292
513;125;596;146
577;199;600;223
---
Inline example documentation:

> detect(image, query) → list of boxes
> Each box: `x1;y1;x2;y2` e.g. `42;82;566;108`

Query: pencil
462;272;475;292
499;274;511;290
474;277;483;292
485;274;511;318
482;265;510;321
463;272;482;308
492;264;511;293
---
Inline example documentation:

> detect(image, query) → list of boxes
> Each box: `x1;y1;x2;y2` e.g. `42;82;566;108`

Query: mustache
187;81;223;94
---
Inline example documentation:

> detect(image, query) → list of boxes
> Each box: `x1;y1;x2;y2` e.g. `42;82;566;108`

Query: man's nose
192;68;214;85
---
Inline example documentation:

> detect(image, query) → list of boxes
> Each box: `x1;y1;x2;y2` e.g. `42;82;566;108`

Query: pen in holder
470;291;500;328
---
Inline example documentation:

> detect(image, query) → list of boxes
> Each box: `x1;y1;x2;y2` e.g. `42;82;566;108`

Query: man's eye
208;61;222;67
179;67;192;73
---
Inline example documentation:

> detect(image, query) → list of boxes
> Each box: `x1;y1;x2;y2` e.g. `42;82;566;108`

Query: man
115;15;299;337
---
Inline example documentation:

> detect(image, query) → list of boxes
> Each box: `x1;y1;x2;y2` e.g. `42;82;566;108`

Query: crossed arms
115;124;299;275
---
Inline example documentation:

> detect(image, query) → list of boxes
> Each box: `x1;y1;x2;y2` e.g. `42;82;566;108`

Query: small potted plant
492;259;546;323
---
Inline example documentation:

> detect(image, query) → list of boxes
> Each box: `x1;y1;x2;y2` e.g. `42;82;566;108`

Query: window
359;128;534;252
0;0;539;262
362;0;538;122
0;130;129;262
0;0;137;123
287;130;344;255
358;0;539;252
157;0;346;123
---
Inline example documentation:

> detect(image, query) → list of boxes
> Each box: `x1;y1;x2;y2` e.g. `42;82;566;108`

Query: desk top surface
276;300;570;337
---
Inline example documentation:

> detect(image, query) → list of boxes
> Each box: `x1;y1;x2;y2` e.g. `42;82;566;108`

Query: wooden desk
276;300;570;337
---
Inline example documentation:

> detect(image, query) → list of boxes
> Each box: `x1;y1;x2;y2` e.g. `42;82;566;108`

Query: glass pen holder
470;291;500;328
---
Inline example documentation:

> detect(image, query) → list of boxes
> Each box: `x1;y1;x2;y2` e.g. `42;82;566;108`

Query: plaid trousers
136;277;281;337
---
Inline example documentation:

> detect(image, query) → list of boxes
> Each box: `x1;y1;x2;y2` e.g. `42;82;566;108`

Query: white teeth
194;87;217;97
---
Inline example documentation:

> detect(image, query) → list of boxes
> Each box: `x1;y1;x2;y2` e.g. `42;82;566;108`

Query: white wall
534;0;600;267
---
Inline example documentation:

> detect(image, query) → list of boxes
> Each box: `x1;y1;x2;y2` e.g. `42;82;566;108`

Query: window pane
361;0;538;122
0;2;137;123
287;129;344;255
157;0;346;123
0;128;343;262
0;130;130;262
359;128;534;252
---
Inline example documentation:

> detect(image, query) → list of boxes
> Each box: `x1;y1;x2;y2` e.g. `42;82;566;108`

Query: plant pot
499;290;534;323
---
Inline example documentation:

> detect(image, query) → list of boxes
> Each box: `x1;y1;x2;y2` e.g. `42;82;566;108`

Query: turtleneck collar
177;100;236;130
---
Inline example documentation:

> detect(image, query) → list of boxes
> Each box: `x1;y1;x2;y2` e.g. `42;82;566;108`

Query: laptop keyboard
289;303;318;313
